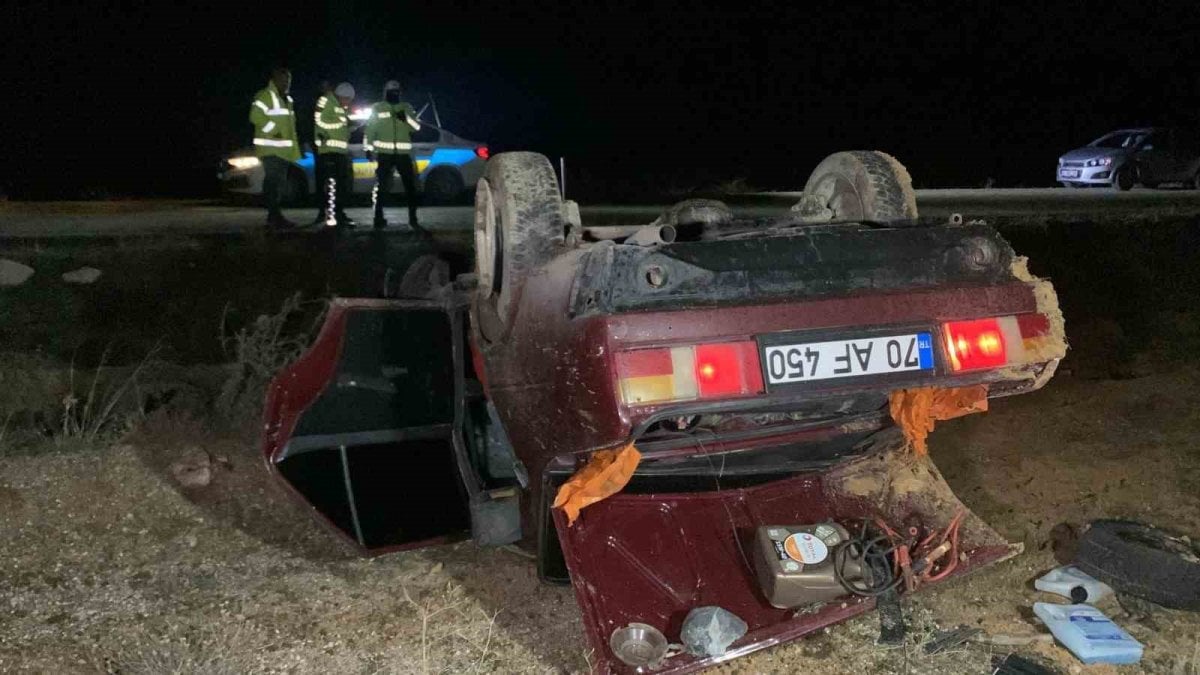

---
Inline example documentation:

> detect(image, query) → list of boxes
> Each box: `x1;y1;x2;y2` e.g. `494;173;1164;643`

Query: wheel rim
808;174;864;222
473;179;498;296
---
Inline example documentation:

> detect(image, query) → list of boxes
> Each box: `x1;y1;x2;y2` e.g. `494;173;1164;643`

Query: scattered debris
991;653;1062;675
609;623;671;668
1035;565;1112;604
1073;519;1200;611
971;633;1054;647
922;625;981;655
170;446;213;489
0;259;34;287
551;443;641;525
61;267;102;284
679;606;747;658
888;385;988;456
1033;602;1143;665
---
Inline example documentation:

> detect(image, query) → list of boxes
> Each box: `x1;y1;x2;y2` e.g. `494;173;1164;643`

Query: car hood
1060;147;1126;162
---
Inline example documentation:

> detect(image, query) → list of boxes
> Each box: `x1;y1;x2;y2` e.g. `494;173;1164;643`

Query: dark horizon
5;1;1200;199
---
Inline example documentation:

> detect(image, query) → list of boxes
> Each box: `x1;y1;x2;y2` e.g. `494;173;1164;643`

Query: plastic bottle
1033;602;1143;665
1035;566;1113;603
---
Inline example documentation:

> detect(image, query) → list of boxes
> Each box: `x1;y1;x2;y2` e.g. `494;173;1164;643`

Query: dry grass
215;292;324;419
58;346;157;445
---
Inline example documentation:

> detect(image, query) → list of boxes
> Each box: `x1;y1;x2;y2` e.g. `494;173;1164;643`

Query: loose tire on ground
473;152;565;338
793;150;919;226
423;167;465;205
1073;519;1200;611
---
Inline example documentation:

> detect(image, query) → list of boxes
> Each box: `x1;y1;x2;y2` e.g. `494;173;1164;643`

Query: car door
262;298;473;552
1136;131;1172;183
410;125;441;183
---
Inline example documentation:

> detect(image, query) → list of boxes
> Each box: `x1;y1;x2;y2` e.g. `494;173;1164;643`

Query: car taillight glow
943;312;1059;372
943;318;1007;371
616;341;763;406
476;146;490;160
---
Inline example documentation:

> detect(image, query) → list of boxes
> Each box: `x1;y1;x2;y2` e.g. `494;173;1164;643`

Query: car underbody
261;150;1066;673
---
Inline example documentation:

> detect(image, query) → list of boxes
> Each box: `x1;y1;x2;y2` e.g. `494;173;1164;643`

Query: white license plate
1059;169;1081;178
762;333;934;385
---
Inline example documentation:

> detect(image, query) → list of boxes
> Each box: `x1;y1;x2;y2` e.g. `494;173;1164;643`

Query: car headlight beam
227;156;261;170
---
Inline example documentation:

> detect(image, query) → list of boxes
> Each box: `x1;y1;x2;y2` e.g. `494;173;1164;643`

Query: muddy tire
474;152;565;336
793;151;918;226
1073;520;1200;610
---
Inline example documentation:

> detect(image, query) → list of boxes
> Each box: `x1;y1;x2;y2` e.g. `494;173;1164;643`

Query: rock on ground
61;267;102;284
169;446;213;488
0;259;34;286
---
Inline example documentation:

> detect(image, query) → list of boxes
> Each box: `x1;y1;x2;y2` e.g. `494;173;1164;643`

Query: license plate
762;333;934;385
1059;169;1081;178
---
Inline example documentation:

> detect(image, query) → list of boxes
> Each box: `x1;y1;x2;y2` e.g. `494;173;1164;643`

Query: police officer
366;80;423;232
314;82;358;228
249;67;300;229
310;80;334;225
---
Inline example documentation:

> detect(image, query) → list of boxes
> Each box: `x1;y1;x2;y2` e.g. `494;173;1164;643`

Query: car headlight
227;156;261;170
1085;157;1113;167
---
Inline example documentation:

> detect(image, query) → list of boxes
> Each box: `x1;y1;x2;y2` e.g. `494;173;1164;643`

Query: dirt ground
2;210;1200;673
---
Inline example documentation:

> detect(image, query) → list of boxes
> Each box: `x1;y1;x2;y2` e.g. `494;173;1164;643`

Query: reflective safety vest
365;101;420;154
249;82;300;162
314;95;351;155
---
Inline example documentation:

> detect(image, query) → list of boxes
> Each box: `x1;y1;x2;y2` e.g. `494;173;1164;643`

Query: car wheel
282;169;308;205
1074;520;1200;611
1112;166;1135;191
423;167;465;205
792;150;918;226
474;152;566;339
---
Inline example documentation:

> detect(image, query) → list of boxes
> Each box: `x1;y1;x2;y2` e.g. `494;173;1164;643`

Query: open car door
262;297;478;552
550;431;1021;674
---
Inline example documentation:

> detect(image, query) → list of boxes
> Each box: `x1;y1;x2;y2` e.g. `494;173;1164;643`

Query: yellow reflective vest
365;101;420;154
314;95;351;155
249;82;300;162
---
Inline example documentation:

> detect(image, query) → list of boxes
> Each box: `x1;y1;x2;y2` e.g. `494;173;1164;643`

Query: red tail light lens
694;342;764;398
476;146;490;160
616;341;763;406
943;318;1007;371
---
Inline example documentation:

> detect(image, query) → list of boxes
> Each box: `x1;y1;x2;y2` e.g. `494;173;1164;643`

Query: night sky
5;1;1199;199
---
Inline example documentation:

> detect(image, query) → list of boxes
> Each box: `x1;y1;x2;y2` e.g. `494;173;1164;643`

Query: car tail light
616;341;763;406
943;319;1007;371
942;313;1059;372
476;146;490;160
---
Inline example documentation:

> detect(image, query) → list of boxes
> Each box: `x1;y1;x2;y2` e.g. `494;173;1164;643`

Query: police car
219;111;489;204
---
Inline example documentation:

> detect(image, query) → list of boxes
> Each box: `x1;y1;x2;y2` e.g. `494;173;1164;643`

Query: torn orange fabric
552;444;642;525
889;385;989;456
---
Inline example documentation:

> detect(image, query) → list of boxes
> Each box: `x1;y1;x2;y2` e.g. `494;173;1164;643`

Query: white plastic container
1035;566;1113;603
1033;602;1143;665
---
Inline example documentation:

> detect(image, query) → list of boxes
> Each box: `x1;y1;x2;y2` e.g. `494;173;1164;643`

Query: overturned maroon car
261;150;1066;672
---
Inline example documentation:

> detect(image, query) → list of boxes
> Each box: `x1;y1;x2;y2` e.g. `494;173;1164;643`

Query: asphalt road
3;187;1200;238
